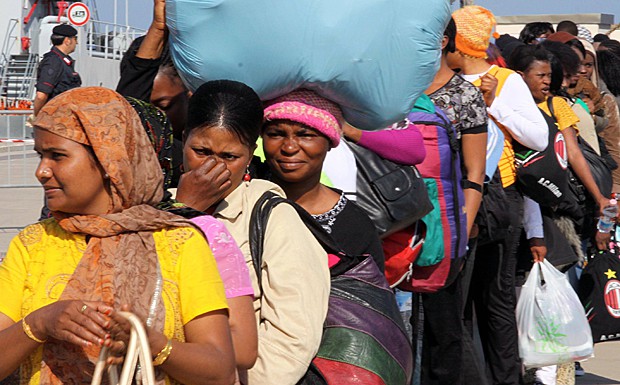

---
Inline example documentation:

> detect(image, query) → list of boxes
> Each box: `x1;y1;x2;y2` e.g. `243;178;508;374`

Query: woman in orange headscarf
0;87;235;385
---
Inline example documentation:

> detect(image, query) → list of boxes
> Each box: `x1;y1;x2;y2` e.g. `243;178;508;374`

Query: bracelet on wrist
22;316;46;344
153;338;173;366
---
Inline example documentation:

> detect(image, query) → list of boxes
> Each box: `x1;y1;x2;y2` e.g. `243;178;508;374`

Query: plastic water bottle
394;288;413;340
597;198;618;233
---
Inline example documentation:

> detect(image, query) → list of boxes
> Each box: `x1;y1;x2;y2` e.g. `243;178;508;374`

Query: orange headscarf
33;87;193;384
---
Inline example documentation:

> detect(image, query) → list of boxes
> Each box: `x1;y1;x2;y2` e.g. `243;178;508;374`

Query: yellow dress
0;218;228;385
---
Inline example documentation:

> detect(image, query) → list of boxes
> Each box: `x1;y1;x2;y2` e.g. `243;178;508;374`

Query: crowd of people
0;1;618;385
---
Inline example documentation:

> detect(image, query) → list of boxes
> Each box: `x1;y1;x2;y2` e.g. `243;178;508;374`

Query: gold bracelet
22;316;46;344
153;338;173;366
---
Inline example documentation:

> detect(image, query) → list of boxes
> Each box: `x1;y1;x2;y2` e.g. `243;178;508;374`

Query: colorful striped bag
407;95;467;288
250;192;413;385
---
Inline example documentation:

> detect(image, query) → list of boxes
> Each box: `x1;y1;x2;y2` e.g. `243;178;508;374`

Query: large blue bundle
167;0;450;129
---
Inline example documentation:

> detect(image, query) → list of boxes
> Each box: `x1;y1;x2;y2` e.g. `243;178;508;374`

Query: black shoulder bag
513;97;570;207
345;140;432;238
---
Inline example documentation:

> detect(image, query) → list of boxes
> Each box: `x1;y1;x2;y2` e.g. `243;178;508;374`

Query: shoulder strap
547;96;555;118
249;191;350;294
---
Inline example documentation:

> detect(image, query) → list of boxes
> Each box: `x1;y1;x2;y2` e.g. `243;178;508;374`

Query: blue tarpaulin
167;0;450;129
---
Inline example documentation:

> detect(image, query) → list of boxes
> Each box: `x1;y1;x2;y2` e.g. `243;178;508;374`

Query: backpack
513;97;570;206
407;95;467;287
249;191;413;385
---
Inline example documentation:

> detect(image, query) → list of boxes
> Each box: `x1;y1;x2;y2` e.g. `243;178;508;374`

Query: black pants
420;240;489;385
468;186;524;385
420;277;463;385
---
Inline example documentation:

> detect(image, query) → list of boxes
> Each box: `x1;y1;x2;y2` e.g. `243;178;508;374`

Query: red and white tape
0;139;34;143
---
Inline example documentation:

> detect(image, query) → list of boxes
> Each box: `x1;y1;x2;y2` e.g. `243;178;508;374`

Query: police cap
52;24;78;37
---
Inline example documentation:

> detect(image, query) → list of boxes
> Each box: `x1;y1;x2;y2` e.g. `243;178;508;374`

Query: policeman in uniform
33;24;82;115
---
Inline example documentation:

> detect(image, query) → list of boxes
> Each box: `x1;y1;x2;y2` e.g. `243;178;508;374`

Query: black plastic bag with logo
578;245;620;343
513;98;570;207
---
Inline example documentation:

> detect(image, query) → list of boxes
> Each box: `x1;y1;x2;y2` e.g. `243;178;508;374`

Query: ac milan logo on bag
554;132;568;170
604;280;620;318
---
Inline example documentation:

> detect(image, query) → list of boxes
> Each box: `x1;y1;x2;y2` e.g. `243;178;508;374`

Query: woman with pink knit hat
449;5;549;385
262;89;385;269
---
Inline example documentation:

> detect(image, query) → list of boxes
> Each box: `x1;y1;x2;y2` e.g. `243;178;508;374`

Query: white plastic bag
516;260;593;368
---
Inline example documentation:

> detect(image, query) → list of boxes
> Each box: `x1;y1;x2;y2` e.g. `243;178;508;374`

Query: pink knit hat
264;89;343;147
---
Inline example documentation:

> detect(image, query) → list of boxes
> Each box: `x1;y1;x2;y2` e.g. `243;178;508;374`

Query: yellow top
538;97;580;132
472;66;517;187
0;218;228;385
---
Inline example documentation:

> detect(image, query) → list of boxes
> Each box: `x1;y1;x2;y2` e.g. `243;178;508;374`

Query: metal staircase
0;53;38;99
0;18;38;101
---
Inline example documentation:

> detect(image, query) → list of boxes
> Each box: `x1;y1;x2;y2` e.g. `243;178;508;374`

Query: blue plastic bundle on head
167;0;450;130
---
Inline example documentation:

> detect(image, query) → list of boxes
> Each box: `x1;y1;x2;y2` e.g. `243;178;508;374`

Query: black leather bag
579;136;614;199
555;168;587;225
346;140;433;238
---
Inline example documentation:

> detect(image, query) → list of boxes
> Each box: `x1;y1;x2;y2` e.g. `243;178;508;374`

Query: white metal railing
85;20;145;61
0;111;32;139
0;140;38;188
0;19;20;84
0;111;37;188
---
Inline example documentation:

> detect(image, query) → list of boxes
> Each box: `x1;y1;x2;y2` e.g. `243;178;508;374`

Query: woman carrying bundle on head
261;89;385;268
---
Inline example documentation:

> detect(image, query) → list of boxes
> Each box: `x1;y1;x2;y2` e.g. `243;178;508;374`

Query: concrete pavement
577;341;620;384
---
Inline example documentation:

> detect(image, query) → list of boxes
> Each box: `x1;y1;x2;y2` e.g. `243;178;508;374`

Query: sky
97;0;620;30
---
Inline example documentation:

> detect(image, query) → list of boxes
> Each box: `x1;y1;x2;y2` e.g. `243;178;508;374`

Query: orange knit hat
452;5;499;58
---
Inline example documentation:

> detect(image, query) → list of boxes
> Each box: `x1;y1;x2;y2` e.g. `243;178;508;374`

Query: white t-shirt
322;141;358;200
462;66;548;152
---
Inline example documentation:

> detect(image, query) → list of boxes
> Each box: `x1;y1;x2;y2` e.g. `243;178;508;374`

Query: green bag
414;179;445;267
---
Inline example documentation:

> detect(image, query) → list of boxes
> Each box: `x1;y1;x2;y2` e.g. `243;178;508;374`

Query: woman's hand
28;301;112;348
595;230;611;251
103;305;134;366
479;73;498;107
582;97;596;114
597;196;612;217
528;237;546;262
137;0;168;59
342;123;362;143
151;0;167;33
176;157;232;212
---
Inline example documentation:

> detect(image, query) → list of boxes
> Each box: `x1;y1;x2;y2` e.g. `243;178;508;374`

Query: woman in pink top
190;215;254;299
158;201;258;375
